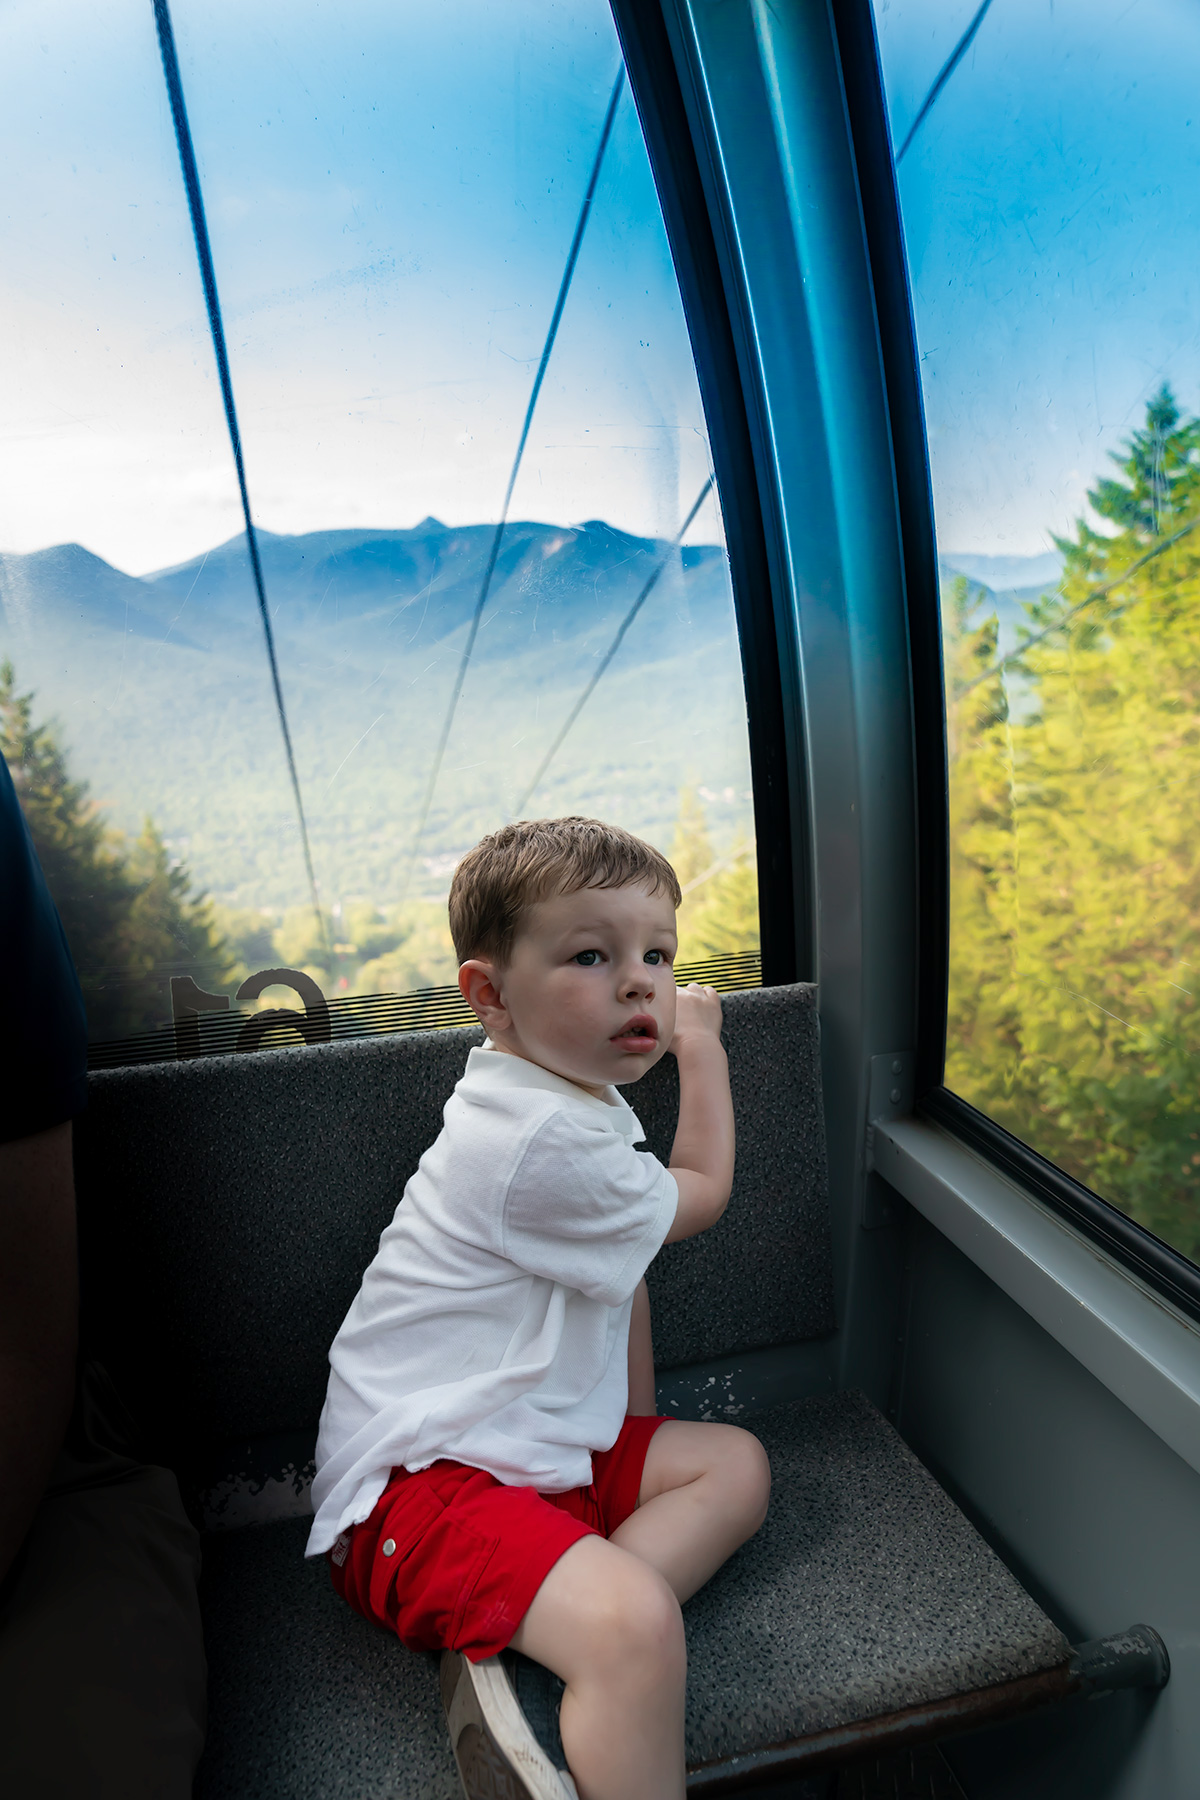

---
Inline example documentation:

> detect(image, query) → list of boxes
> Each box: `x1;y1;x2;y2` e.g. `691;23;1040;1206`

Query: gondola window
874;0;1200;1264
0;0;760;1069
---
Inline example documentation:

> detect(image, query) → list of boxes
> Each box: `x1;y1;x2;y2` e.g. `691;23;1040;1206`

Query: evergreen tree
669;788;716;891
669;789;760;967
1085;381;1200;540
942;577;1024;1110
0;660;234;1040
945;388;1200;1257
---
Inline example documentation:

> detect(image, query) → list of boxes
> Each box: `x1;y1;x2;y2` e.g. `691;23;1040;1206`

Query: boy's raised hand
663;984;735;1244
668;982;724;1053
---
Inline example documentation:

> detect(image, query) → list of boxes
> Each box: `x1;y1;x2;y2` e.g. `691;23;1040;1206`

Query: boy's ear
458;960;509;1031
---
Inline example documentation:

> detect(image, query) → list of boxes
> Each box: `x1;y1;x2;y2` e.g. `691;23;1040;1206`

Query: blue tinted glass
1;0;758;1053
875;0;1200;1258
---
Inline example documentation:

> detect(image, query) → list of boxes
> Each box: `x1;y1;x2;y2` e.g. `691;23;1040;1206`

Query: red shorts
329;1415;668;1662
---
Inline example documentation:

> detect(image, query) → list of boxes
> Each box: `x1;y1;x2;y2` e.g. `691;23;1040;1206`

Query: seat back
74;983;832;1459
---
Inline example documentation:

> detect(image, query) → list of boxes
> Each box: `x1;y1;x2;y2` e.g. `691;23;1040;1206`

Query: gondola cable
513;474;714;818
151;0;328;952
400;65;626;893
896;0;995;164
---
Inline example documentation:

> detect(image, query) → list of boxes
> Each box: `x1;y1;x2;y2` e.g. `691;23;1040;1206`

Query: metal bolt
890;1086;902;1104
892;1058;903;1074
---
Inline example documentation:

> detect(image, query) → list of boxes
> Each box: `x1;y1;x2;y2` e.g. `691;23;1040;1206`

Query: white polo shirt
306;1042;678;1557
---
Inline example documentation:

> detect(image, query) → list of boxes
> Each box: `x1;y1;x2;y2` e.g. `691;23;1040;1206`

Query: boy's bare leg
626;1279;656;1416
610;1420;770;1603
509;1533;686;1800
508;1424;768;1798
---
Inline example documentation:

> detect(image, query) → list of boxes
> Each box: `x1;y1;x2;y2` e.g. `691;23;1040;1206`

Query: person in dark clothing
0;753;207;1798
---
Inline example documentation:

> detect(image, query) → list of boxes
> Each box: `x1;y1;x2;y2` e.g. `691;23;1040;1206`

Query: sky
3;0;1198;573
873;0;1200;556
0;0;719;573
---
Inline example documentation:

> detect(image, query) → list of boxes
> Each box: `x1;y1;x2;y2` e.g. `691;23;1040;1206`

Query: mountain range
0;526;1065;913
939;549;1063;594
0;518;750;911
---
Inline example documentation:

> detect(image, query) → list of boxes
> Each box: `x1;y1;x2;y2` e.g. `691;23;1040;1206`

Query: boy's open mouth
611;1015;658;1051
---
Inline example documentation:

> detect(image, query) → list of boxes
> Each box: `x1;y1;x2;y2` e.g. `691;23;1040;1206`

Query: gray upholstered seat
681;1394;1067;1772
192;1392;1068;1797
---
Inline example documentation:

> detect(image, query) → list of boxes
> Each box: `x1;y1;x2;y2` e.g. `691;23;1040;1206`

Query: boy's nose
619;965;654;999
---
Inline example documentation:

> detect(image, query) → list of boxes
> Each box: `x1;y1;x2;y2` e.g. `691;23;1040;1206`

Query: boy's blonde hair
449;817;682;965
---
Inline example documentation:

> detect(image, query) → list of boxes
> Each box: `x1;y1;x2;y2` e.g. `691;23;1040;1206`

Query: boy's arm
663;985;734;1244
626;1278;656;1414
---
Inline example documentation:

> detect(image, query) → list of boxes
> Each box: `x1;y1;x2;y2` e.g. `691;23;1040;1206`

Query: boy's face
461;880;678;1094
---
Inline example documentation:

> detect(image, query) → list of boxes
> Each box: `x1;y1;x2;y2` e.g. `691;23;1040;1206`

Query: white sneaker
440;1649;575;1800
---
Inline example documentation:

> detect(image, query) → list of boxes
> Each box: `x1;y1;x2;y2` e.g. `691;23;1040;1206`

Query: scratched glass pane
875;0;1200;1260
0;0;756;1055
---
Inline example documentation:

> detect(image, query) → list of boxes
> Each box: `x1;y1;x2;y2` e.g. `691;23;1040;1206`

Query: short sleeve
502;1109;678;1307
0;756;88;1143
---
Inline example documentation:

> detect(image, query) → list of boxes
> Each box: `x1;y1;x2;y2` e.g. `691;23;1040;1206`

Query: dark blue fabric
0;754;87;1141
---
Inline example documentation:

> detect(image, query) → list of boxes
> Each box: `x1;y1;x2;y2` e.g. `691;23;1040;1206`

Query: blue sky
4;0;1197;573
0;0;718;572
874;0;1200;556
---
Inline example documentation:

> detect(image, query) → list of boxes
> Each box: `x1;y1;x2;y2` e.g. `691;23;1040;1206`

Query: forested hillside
945;385;1200;1258
1;514;758;1037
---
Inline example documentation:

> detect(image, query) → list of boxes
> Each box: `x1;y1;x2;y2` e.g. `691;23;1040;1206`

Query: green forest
1;654;759;1040
1;660;235;1041
945;385;1200;1261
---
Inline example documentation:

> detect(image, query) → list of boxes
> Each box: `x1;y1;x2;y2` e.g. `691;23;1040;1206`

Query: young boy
306;817;770;1800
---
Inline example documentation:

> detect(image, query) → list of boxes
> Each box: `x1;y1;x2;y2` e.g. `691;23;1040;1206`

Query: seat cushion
682;1392;1070;1768
195;1393;1069;1795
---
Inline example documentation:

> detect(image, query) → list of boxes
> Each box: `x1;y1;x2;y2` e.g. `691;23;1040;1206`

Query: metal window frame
829;0;948;1101
610;0;809;988
924;1088;1200;1329
875;1108;1200;1479
616;0;923;1390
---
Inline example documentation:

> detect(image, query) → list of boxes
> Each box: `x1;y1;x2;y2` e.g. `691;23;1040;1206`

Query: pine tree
1085;381;1200;540
945;387;1200;1257
0;660;234;1040
668;788;760;967
943;577;1024;1113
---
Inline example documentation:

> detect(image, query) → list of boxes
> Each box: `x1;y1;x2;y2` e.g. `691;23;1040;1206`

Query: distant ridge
0;518;729;672
0;542;202;649
940;548;1063;593
0;511;755;910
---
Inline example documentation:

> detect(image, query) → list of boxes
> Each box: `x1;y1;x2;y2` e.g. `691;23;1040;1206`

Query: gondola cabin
2;1;1197;1795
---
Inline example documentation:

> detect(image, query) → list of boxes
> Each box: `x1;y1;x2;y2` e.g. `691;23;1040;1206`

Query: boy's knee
621;1569;686;1680
580;1559;684;1678
719;1426;771;1526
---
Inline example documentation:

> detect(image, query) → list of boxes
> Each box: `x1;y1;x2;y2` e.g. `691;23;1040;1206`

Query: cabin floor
752;1742;968;1798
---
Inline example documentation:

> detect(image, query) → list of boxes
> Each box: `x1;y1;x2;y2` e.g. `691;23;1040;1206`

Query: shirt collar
461;1041;645;1145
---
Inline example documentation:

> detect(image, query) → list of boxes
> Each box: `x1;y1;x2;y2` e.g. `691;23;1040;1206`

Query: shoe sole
440;1649;576;1800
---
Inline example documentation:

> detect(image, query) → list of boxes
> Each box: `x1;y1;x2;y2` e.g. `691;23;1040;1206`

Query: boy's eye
573;950;601;966
645;950;663;965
